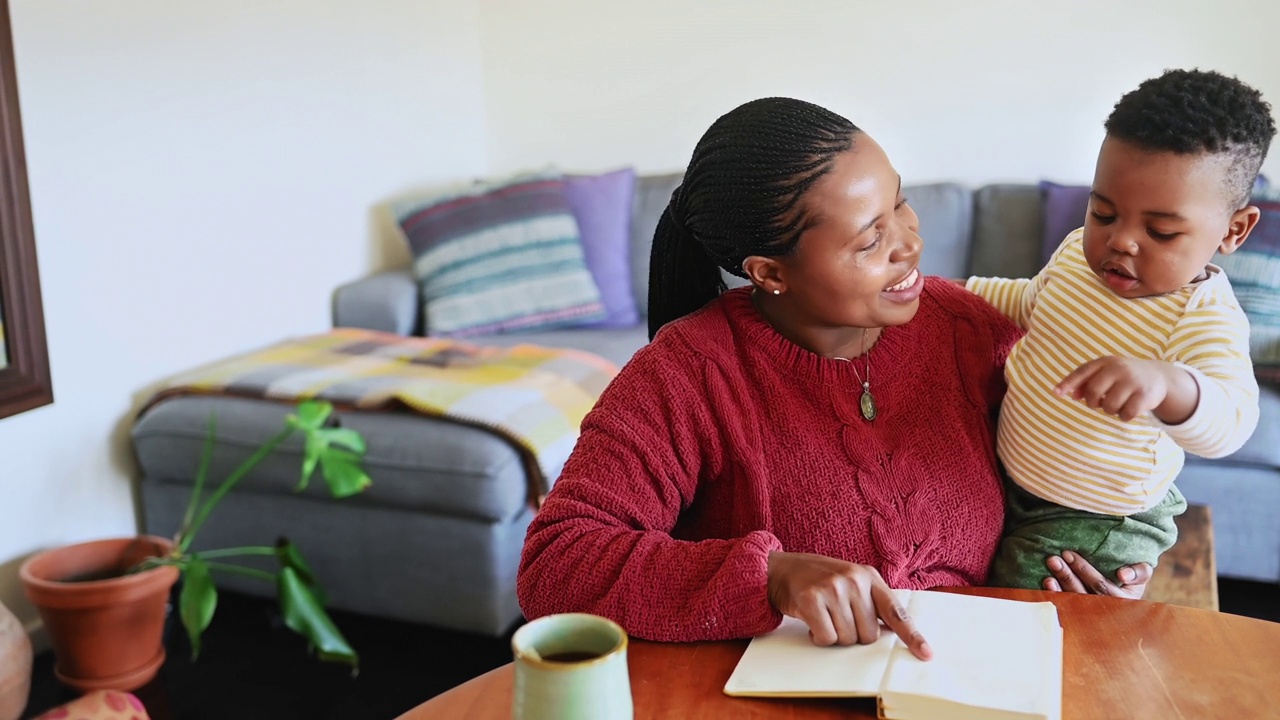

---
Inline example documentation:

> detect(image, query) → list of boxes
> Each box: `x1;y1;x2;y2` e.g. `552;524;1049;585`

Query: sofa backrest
629;173;683;317
626;176;1044;317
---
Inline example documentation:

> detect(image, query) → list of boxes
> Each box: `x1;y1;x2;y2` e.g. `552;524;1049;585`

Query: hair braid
648;97;859;340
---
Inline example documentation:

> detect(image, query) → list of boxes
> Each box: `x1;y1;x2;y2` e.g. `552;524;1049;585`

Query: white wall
0;0;488;626
478;0;1280;185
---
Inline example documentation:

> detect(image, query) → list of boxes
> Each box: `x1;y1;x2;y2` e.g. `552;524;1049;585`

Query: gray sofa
132;175;1279;641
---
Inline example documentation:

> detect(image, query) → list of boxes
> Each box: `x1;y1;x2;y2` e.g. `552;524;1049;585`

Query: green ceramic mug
511;613;633;720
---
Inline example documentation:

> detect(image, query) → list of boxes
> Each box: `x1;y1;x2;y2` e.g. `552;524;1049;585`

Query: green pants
988;475;1187;590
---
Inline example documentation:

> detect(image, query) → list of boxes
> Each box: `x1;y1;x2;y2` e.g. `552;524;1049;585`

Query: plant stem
179;414;219;543
129;557;185;573
204;562;277;583
180;425;295;554
193;546;278;560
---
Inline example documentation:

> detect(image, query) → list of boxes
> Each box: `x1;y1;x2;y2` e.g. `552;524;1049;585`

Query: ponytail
647;198;725;341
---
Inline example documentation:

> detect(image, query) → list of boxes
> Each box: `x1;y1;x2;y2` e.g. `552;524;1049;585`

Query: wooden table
398;587;1280;720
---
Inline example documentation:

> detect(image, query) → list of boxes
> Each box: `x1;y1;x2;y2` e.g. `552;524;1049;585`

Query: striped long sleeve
1156;293;1259;458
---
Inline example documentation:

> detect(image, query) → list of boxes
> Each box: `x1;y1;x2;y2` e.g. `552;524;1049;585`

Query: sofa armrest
332;270;419;335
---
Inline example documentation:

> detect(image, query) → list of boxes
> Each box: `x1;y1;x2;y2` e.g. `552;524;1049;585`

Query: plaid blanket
143;328;619;507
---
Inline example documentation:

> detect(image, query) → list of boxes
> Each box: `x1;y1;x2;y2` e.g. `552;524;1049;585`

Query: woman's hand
1042;550;1152;599
766;551;932;660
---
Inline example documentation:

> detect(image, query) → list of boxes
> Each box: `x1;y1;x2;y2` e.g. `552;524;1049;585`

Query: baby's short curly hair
1105;68;1276;208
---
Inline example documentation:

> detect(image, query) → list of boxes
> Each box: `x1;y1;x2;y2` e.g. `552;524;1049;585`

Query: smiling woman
0;0;51;420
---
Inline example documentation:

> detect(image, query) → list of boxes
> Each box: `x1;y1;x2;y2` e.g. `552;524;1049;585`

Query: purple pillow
564;168;640;328
1039;180;1091;265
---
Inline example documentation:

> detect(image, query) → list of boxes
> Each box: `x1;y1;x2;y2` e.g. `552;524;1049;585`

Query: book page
723;589;911;697
878;591;1062;720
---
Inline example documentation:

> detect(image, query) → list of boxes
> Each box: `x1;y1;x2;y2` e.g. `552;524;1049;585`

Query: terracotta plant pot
19;536;179;692
0;598;32;720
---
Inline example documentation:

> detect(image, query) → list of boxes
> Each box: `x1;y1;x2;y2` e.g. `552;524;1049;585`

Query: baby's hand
1055;356;1171;422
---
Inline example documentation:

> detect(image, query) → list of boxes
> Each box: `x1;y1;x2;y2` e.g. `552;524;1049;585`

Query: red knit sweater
517;279;1021;642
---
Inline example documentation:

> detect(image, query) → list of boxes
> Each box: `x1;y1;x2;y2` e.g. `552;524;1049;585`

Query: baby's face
1082;137;1241;298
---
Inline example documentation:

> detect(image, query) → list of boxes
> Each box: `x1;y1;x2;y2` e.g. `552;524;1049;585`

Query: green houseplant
21;399;372;691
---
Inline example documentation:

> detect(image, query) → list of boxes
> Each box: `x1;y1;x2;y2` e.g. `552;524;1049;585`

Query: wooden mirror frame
0;0;51;420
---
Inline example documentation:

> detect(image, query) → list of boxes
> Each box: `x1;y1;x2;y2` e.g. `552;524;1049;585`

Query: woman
517;98;1149;658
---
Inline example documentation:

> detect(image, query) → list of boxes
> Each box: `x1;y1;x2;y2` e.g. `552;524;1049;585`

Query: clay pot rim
19;535;179;591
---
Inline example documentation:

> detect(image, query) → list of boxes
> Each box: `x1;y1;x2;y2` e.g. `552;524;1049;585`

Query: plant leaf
289;400;333;432
298;433;322;491
318;447;373;498
180;556;218;660
274;538;326;607
315;427;367;454
277;565;359;670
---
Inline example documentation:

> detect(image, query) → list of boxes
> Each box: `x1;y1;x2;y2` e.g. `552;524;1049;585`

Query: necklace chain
833;331;877;421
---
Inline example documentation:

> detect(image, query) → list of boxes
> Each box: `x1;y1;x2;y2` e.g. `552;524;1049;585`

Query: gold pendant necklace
836;331;877;421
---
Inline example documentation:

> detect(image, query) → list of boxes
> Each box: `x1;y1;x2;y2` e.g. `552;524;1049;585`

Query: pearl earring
773;289;781;295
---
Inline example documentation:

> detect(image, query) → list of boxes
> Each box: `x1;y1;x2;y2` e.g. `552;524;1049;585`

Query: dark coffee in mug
541;650;601;663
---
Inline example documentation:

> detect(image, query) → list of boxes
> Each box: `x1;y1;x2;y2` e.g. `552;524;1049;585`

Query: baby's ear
1218;205;1262;256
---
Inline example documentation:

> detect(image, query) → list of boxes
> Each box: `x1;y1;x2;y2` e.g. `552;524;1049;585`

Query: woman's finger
827;590;861;646
1117;562;1152;588
850;577;881;646
871;580;931;661
1045;554;1088;594
802;602;840;647
1061;551;1149;599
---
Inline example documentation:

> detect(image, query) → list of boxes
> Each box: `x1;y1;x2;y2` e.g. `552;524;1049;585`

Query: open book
724;590;1062;720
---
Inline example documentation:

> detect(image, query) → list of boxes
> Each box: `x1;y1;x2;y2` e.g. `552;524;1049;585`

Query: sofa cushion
393;173;606;338
970;184;1044;280
133;396;537;523
629;173;684;317
1213;200;1280;383
565;168;640;328
1038;180;1091;264
904;182;973;279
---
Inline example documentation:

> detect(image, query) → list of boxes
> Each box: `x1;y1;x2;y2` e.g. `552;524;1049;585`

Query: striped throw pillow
1215;200;1280;383
393;174;606;338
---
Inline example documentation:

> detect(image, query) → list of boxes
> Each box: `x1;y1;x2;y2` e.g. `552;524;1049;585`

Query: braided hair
648;97;859;340
1105;69;1276;208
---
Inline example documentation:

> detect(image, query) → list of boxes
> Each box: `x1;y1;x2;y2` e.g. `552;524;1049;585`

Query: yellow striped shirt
967;229;1259;515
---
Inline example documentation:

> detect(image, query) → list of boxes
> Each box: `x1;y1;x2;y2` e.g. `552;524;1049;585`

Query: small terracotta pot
20;536;179;692
0;598;32;720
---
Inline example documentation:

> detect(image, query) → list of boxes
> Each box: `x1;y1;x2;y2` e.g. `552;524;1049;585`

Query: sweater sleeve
516;342;784;642
1154;295;1259;458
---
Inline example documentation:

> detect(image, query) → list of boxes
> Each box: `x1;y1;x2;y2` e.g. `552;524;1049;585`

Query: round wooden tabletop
396;587;1280;720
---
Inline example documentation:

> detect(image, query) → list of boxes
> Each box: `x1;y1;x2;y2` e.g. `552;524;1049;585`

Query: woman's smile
882;267;923;302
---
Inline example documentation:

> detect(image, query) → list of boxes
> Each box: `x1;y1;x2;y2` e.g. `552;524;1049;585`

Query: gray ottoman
132;394;538;636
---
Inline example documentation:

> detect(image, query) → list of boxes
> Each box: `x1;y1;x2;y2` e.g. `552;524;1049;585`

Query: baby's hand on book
1054;356;1171;422
766;551;933;660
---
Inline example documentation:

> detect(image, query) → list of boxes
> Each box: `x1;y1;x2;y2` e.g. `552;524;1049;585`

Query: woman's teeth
887;269;918;292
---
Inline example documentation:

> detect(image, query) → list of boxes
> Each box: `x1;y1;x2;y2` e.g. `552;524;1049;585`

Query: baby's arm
1055;302;1259;456
1155;301;1259;457
965;239;1071;329
964;275;1042;330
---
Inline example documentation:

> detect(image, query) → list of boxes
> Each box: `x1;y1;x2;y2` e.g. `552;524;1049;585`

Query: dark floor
21;579;1280;720
22;590;518;720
